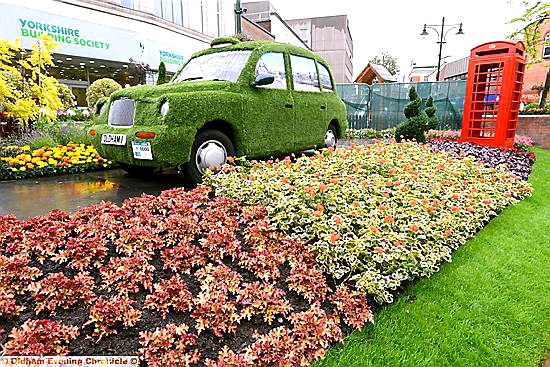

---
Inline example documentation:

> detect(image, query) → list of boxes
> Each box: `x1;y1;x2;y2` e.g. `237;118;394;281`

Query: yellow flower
19;166;26;171
48;158;58;165
20;145;30;151
27;163;35;169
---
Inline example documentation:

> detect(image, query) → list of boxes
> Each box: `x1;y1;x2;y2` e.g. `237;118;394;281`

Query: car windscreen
172;50;253;83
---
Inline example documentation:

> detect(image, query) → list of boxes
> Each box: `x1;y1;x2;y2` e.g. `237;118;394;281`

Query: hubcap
195;140;227;174
324;129;336;148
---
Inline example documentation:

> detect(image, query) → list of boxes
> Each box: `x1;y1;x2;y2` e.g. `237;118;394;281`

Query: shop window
121;0;134;9
255;52;287;90
290;55;319;92
173;0;183;26
543;32;550;59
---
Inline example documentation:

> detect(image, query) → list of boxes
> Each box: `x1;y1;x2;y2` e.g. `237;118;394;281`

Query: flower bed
427;140;536;181
0;142;113;180
205;141;532;302
0;187;373;365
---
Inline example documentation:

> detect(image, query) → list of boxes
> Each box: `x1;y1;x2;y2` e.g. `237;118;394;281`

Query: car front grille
108;98;135;127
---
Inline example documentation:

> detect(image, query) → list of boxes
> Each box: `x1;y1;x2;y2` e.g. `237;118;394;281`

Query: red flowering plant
0;185;373;365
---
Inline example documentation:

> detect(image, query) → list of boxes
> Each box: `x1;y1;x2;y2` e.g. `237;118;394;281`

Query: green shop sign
2;4;139;63
159;50;184;65
19;19;111;50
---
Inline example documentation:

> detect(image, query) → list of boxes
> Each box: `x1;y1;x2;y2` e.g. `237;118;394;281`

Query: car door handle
320;105;326;110
285;103;294;109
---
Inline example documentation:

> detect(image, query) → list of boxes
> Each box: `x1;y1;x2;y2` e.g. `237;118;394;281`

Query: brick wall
517;115;550;149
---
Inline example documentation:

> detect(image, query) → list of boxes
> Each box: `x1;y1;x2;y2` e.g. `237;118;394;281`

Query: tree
368;52;400;75
156;61;166;85
0;34;63;129
509;1;550;108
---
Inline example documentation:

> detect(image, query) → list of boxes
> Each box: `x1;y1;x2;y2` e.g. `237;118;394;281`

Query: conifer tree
157;61;166;85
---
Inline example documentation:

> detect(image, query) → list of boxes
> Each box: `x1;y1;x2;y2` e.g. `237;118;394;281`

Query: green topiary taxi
88;37;347;183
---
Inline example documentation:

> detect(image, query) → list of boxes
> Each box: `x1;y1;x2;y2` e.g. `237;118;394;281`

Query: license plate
132;141;153;160
101;133;127;146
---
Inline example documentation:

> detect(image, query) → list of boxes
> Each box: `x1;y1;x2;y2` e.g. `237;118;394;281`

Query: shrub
57;84;76;109
394;87;435;143
86;78;121;108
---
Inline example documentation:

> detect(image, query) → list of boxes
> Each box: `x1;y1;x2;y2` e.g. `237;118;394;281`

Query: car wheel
324;124;338;148
119;163;156;177
184;129;235;184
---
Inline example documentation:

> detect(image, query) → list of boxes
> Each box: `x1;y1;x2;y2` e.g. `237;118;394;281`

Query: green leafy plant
205;141;532;302
86;78;122;108
394;86;435;143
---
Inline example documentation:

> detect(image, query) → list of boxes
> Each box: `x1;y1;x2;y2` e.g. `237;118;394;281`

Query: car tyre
184;129;235;184
324;123;338;148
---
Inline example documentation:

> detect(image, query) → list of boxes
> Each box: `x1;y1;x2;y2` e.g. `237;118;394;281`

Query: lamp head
420;25;429;36
456;23;464;35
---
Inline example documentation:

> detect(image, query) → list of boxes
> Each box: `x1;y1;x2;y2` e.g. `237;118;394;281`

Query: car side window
255;52;287;89
318;63;334;92
290;55;320;92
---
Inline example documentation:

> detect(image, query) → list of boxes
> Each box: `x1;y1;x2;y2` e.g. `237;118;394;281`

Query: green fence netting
337;81;466;131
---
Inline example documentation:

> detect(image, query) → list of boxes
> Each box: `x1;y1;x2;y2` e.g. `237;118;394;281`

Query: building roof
354;63;397;84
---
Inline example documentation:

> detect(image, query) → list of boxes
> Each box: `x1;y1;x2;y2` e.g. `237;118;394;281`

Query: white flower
82;109;90;117
66;109;76;116
39;107;49;115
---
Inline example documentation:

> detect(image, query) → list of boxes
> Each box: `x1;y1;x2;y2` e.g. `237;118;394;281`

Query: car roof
192;39;330;67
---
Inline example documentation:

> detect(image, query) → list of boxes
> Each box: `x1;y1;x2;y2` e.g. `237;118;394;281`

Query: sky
267;0;528;81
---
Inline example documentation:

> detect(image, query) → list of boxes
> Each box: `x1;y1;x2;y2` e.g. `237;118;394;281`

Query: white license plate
132;141;153;160
101;133;127;146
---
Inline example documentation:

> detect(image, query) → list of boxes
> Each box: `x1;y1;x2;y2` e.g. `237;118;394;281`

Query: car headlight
160;101;169;116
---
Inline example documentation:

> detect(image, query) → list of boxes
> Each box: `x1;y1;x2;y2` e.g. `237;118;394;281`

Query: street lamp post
420;17;464;81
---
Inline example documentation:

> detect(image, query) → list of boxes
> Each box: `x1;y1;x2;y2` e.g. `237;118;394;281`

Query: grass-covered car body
88;38;347;178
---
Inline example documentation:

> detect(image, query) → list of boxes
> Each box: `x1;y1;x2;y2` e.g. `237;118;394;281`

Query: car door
289;54;327;150
244;51;295;157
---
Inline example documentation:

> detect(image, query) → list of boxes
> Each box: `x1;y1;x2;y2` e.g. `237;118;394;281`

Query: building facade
0;0;235;105
242;1;353;83
241;1;307;49
286;15;353;83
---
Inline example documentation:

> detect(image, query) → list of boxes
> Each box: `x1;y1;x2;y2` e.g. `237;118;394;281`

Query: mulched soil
0;186;369;366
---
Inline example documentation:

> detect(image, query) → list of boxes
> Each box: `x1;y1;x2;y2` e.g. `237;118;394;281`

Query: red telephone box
460;41;526;148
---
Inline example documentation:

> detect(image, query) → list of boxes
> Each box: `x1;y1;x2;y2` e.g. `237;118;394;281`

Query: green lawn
315;148;550;367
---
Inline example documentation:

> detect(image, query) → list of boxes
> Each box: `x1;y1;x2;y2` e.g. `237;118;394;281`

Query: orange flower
370;226;379;234
409;224;420;232
378;204;386;211
316;204;324;212
319;183;328;192
281;177;289;184
383;215;393;223
334;216;343;225
375;247;384;254
330;233;341;242
351;201;361;207
443;230;452;237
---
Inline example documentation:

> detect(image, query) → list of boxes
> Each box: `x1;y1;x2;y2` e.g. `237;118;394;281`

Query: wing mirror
253;74;275;87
